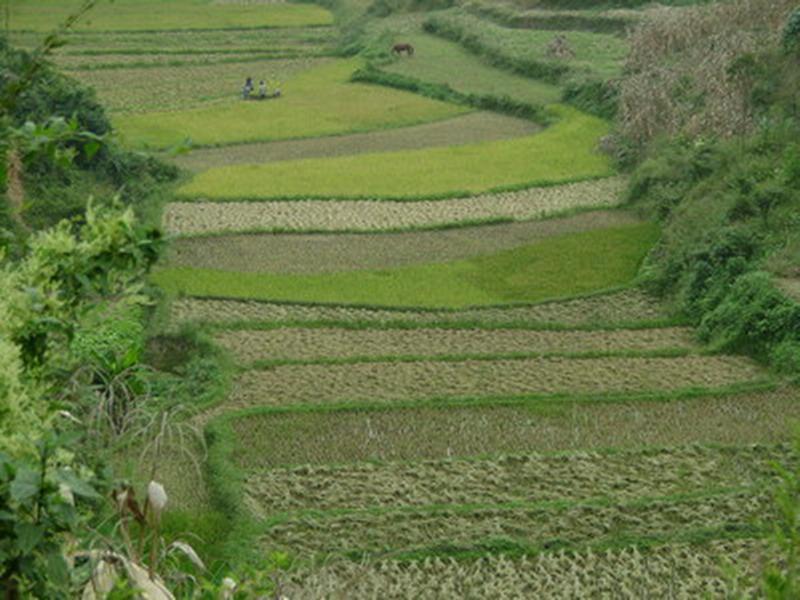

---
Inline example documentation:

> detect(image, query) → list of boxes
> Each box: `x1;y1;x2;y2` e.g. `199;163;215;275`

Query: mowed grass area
7;0;332;31
154;223;658;307
115;59;468;147
176;105;611;199
384;33;561;106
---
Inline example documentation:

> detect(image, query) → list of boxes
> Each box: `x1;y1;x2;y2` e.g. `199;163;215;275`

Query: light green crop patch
115;59;468;148
7;0;333;31
177;104;611;199
153;223;659;308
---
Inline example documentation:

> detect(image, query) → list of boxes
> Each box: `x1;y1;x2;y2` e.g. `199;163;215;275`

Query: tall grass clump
618;0;796;151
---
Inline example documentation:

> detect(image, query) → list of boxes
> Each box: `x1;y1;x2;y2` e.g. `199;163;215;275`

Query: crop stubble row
215;326;695;364
258;491;769;557
242;444;793;515
163;177;625;235
169;289;668;326
228;355;764;409
229;387;800;467
284;539;764;599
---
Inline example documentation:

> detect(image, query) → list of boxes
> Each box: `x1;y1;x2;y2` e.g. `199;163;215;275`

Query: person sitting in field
258;79;267;99
242;76;253;100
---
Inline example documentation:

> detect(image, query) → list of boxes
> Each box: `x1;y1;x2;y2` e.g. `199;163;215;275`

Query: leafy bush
368;0;455;17
783;7;800;52
71;303;145;376
562;78;618;120
697;271;800;358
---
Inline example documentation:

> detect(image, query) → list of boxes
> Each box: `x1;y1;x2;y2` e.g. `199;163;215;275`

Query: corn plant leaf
14;522;44;554
56;469;101;500
10;468;41;505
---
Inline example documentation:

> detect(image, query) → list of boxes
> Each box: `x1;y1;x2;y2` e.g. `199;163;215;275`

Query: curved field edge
175;105;612;200
114;59;470;148
162;177;626;236
169;111;541;172
153;223;659;308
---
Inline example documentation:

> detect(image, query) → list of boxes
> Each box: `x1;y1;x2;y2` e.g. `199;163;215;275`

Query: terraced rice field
229;387;800;467
168;288;675;326
116;58;468;147
164;176;625;235
285;540;765;598
215;325;696;365
167;210;640;271
382;32;562;105
155;223;659;306
225;355;765;409
45;0;799;592
424;9;629;79
7;0;333;31
171;111;541;172
174;104;611;199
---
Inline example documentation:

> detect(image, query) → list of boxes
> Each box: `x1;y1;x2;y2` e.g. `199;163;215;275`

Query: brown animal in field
392;42;415;56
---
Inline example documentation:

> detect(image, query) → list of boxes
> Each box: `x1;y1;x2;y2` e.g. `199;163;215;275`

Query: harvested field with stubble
215;326;695;365
164;177;625;235
168;210;639;273
242;444;793;514
77;57;329;113
258;491;769;558
169;288;671;326
227;355;765;409
229;387;800;468
285;539;765;599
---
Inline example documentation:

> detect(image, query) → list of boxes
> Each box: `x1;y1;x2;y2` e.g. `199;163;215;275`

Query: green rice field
153;223;658;307
175;104;611;199
115;58;468;147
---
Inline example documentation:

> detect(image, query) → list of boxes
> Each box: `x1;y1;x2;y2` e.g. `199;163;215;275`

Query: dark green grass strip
206;316;689;333
239;347;698;371
215;380;778;420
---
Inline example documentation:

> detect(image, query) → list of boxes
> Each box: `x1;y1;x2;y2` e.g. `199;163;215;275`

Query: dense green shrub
562;78;618;120
71;303;145;376
698;271;800;359
783;7;800;52
368;0;455;17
